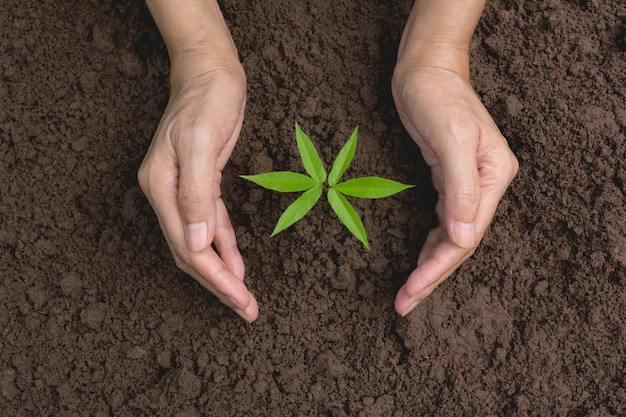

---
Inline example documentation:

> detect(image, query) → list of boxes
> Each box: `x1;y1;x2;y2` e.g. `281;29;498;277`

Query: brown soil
1;0;625;416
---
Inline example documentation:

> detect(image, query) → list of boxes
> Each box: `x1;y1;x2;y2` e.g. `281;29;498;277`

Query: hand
138;63;258;322
392;65;518;316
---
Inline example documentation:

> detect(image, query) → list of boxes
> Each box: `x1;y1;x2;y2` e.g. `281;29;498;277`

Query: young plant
241;122;413;249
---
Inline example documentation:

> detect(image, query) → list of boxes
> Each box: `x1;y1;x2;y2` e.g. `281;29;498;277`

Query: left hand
392;64;519;316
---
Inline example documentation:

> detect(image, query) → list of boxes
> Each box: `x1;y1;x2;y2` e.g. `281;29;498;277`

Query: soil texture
1;0;625;416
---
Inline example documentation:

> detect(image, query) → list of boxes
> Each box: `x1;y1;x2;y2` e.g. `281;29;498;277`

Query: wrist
147;0;243;92
395;0;485;80
168;47;245;94
395;41;470;81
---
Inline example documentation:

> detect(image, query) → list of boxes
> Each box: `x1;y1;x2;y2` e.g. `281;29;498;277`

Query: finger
395;240;473;316
416;226;443;266
435;121;481;249
407;238;473;299
235;292;259;323
472;140;520;240
140;147;188;248
396;142;517;317
174;125;220;253
213;197;245;281
186;249;258;322
141;163;258;321
146;178;240;305
215;95;246;170
416;197;448;266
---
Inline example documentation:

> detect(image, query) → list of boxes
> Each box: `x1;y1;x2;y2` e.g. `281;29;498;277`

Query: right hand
138;61;258;323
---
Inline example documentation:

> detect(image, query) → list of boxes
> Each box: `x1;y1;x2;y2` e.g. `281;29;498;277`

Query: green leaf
295;122;326;184
334;177;414;199
271;184;323;237
240;172;317;192
328;125;358;187
327;188;369;250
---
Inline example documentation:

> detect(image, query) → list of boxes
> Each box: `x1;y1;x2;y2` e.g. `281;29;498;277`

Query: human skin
139;0;518;322
392;0;519;316
138;0;258;322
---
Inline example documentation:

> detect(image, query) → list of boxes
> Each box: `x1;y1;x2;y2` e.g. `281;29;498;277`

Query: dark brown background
1;0;625;416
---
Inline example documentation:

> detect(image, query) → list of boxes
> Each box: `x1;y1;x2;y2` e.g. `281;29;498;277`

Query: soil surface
1;0;625;416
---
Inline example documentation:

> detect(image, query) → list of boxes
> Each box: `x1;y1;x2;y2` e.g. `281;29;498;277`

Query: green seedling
241;122;413;249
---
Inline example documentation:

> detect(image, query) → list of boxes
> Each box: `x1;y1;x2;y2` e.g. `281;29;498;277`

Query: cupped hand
138;65;258;322
392;65;518;316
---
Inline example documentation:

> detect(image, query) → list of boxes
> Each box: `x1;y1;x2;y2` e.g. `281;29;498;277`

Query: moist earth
1;1;625;416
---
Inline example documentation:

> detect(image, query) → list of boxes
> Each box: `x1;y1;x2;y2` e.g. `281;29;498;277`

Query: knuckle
173;256;186;271
172;251;191;272
215;67;246;92
391;70;414;99
178;190;206;212
137;163;149;192
452;118;481;144
172;120;211;147
510;153;520;178
499;149;520;184
457;185;481;208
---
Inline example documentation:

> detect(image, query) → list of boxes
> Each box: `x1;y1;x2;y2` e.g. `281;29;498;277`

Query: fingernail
453;221;475;249
186;222;207;251
401;299;420;317
226;296;244;310
234;308;253;323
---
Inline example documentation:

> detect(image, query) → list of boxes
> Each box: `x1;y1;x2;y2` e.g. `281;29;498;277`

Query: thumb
176;126;220;252
438;128;481;249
